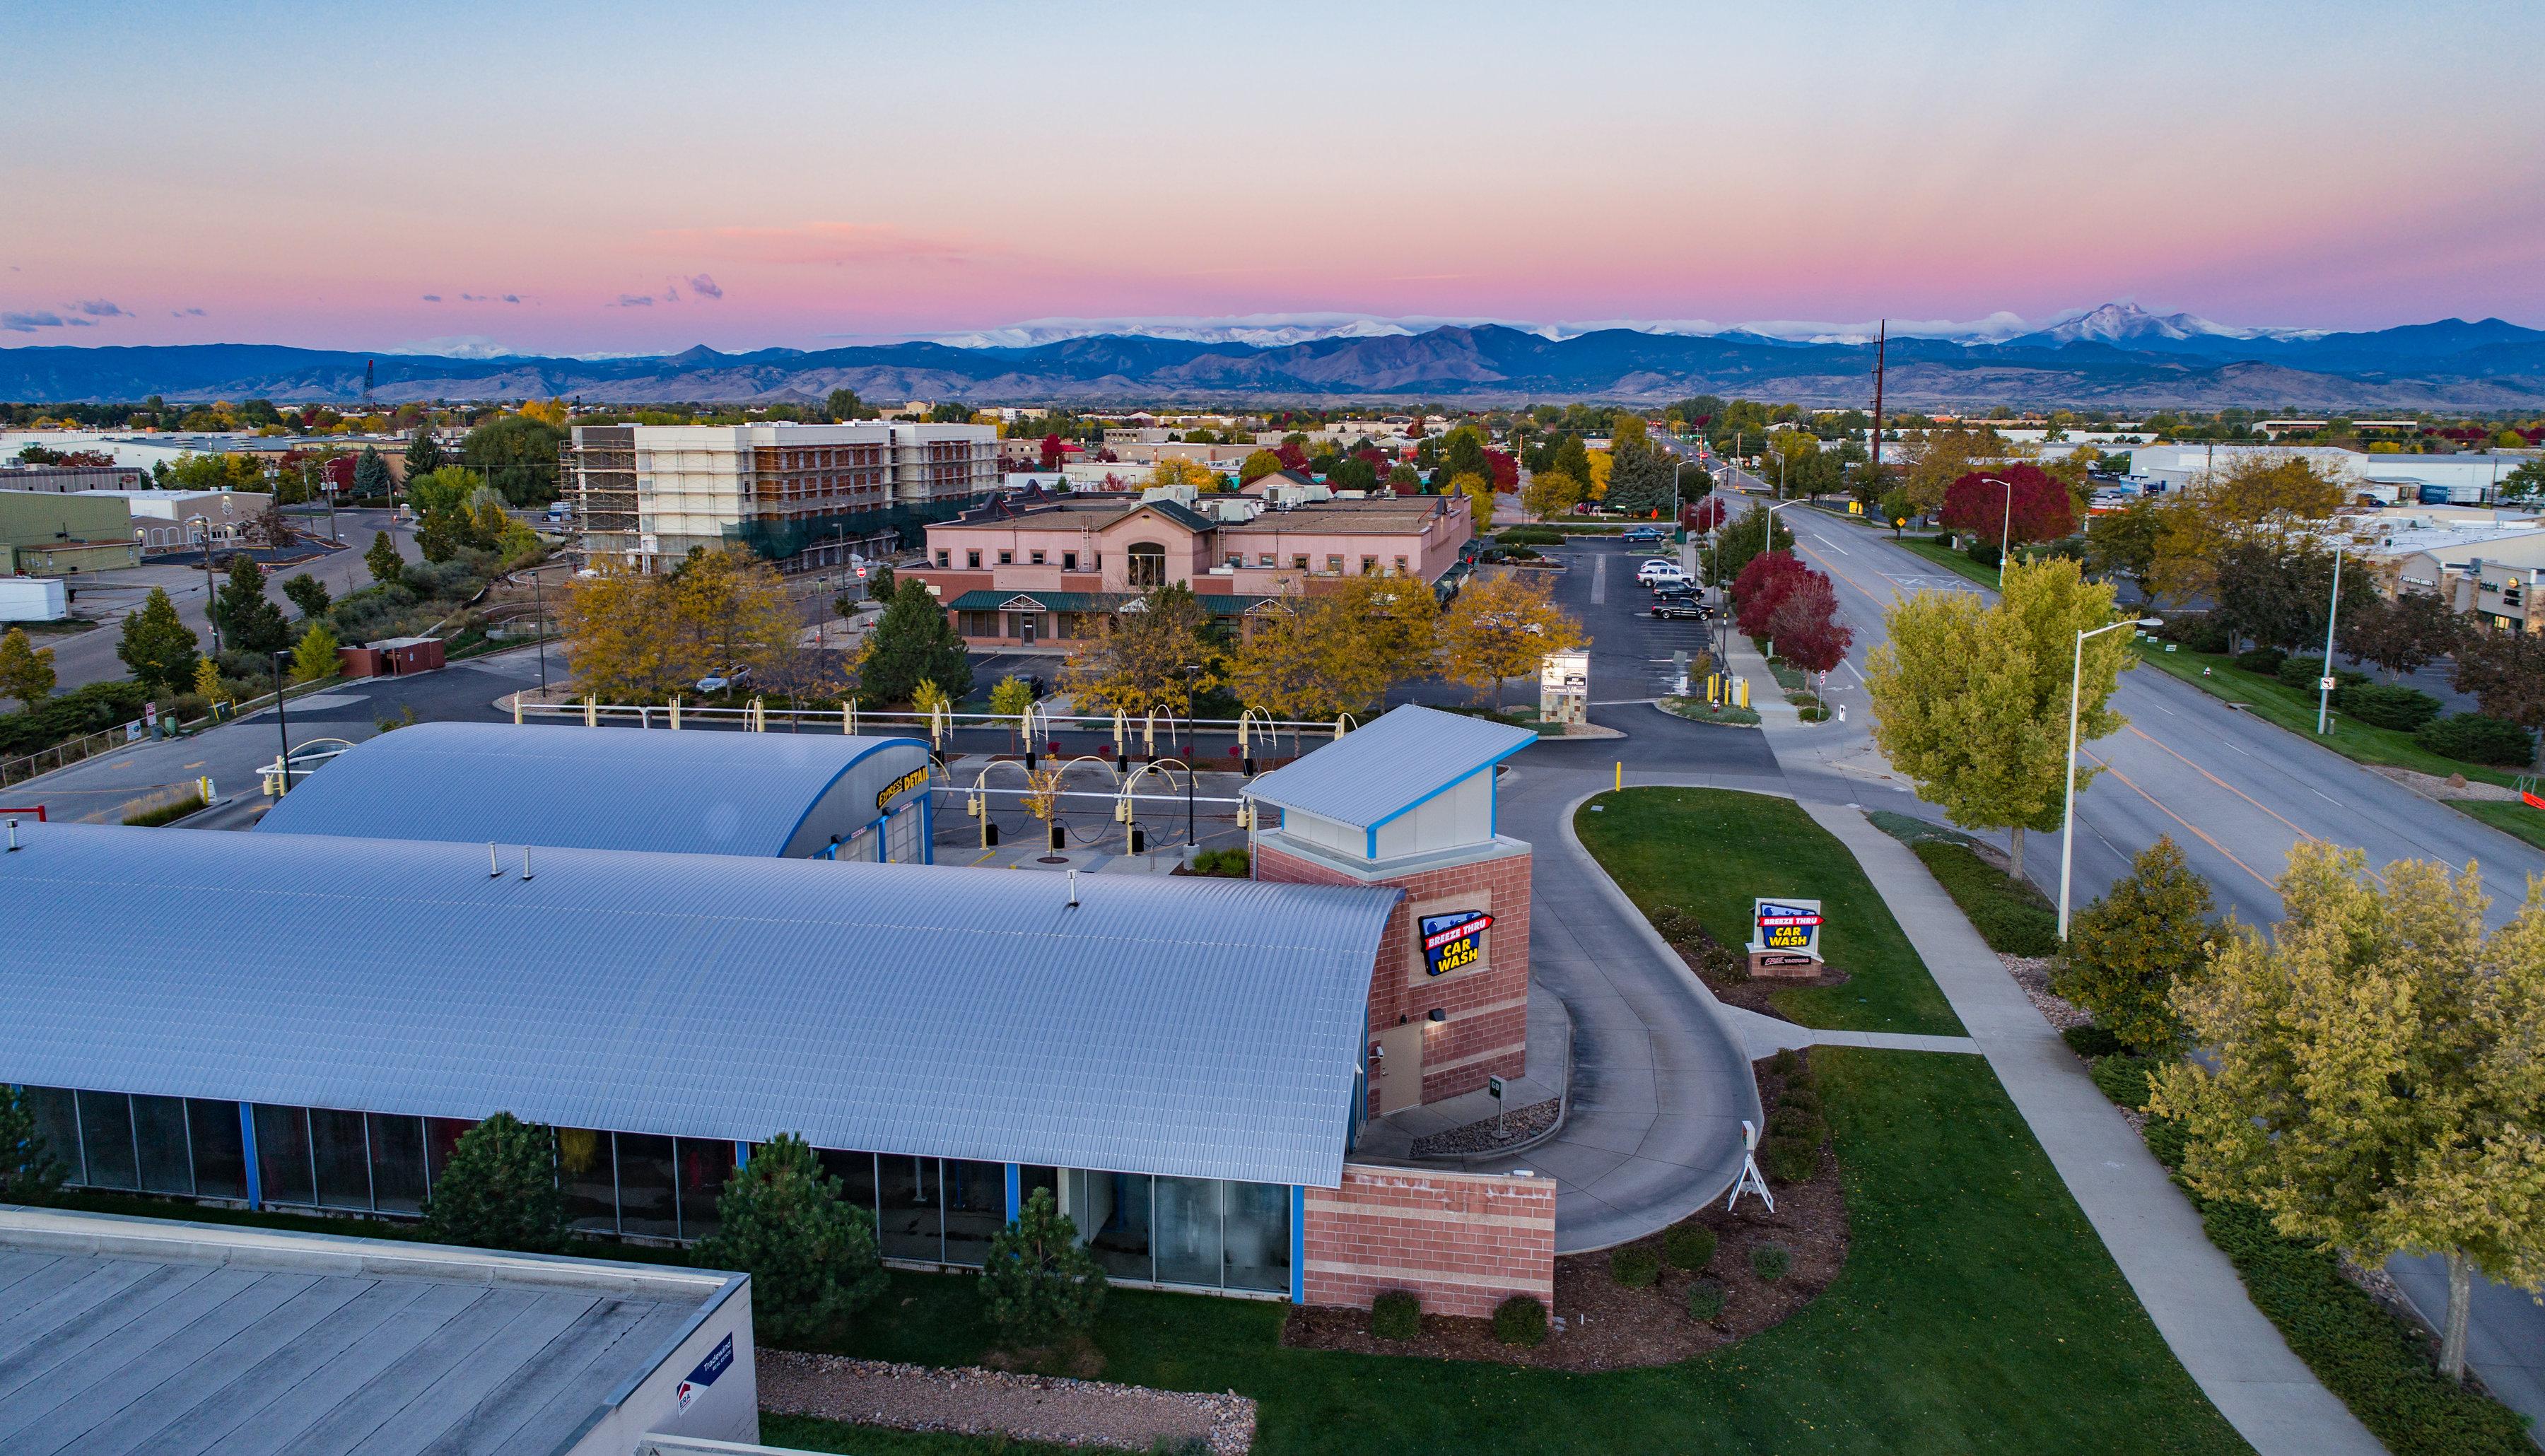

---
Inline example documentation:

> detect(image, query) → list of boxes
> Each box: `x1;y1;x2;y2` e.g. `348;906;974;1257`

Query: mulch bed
1408;1097;1561;1157
1283;1057;1847;1371
758;1349;1256;1455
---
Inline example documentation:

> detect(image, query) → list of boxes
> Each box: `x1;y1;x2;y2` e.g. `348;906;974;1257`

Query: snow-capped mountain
2005;302;2331;350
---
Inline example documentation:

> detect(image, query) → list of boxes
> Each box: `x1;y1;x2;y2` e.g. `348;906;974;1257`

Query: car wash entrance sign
1748;898;1824;977
1421;910;1494;977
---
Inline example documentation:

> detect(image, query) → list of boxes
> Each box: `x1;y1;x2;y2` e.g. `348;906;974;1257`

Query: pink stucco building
906;491;1475;648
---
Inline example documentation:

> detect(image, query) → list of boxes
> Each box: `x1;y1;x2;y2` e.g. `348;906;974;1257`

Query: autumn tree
1939;464;2075;547
1437;574;1586;708
1522;469;1584;521
0;628;56;708
558;560;679;699
117;587;199;691
1238;449;1284;486
1900;425;2014;514
2151;844;2545;1382
1227;576;1437;719
1147;457;1219;492
2339;590;2461;681
2083;496;2163;603
1864;557;2134;879
1731;550;1812;640
2054;837;2213;1054
1060;582;1221;716
665;547;797;685
288;623;340;684
1763;573;1851;688
2149;452;2346;606
1451;470;1495;532
2451;627;2545;764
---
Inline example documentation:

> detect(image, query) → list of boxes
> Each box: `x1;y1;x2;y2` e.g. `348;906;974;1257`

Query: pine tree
419;1112;565;1252
0;627;57;708
215;553;291;655
2055;836;2213;1054
405;425;445;478
365;528;405;584
692;1134;885;1346
860;577;973;708
1;1085;64;1203
353;445;392;500
978;1187;1108;1346
281;573;331;619
117;586;200;691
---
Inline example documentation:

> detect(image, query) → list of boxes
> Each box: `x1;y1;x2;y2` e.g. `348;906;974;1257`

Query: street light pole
2059;616;2165;938
2316;543;2344;734
271;649;293;797
191;515;222;657
530;571;549;696
1979;476;2015;590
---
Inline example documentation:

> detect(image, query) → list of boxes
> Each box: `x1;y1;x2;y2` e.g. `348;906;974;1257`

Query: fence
1;676;361;790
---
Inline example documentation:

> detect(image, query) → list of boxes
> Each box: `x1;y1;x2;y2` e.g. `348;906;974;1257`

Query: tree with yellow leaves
1584;449;1613;501
664;546;800;686
517;397;571;428
1226;575;1439;719
1521;469;1584;522
1451;471;1495;532
557;560;680;700
2150;843;2545;1384
2148;451;2348;606
1147;457;1221;492
1899;425;2018;515
1437;573;1585;708
1060;582;1222;716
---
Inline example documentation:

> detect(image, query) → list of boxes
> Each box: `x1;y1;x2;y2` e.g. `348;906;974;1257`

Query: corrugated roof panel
1242;703;1535;830
252;721;929;858
1;824;1396;1188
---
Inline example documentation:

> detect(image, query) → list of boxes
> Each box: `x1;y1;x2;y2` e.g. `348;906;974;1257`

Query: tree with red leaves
1039;433;1065;471
1733;550;1813;639
1484;448;1519;493
1766;573;1852;686
1681;496;1728;534
1938;463;2074;546
1274;441;1309;472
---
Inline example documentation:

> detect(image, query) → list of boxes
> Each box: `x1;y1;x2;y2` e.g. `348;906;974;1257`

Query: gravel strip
758;1349;1255;1455
2000;952;2091;1030
1408;1097;1560;1156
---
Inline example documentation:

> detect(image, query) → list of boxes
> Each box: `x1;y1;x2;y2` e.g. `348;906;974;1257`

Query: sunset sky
6;0;2541;357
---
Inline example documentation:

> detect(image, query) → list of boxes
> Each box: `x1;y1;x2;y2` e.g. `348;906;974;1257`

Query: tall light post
1978;476;2016;590
2315;543;2344;735
189;515;221;656
2059;616;2166;939
270;649;293;797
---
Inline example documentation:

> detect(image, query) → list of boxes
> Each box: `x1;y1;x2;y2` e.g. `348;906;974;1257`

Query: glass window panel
877;1155;940;1262
187;1100;246;1200
1222;1181;1292;1293
1154;1176;1222;1288
310;1109;372;1210
942;1160;1005;1267
252;1105;315;1206
25;1087;82;1186
78;1091;139;1191
677;1139;735;1243
1070;1169;1152;1281
817;1149;877;1212
132;1095;193;1196
556;1127;616;1233
367;1115;427;1214
1019;1165;1058;1216
616;1134;678;1239
424;1117;473;1192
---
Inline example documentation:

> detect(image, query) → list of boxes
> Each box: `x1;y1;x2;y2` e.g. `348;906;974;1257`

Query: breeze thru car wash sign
1753;898;1823;958
1421;910;1494;976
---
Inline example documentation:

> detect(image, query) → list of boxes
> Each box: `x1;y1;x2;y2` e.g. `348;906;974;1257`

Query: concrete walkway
1801;801;2385;1456
1356;982;1571;1164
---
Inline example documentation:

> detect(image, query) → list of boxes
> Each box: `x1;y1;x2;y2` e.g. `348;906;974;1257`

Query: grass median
769;1050;2244;1456
1891;537;2006;590
1575;786;1963;1035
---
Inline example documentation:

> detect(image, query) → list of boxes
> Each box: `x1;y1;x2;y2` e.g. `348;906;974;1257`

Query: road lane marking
1591;553;1608;606
2084;753;2279;892
2125;724;2319;845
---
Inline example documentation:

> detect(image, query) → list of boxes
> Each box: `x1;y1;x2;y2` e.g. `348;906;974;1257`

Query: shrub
2235;645;2288;676
421;1112;565;1252
1608;1243;1662;1288
2418;712;2535;767
1685;1278;1726;1322
1776;1084;1823;1117
1370;1289;1422;1341
694;1132;887;1346
978;1187;1108;1346
1497;526;1564;546
2088;1055;2156;1110
1767;1105;1826;1145
1760;1135;1820;1184
2160;612;2232;653
1490;1294;1548;1347
1750;1243;1792;1281
2275;654;2368;695
2337;682;2442;731
0;679;151;758
2143;1115;2188;1171
1187;847;1250;877
2061;1024;2125;1059
2054;836;2212;1055
1663;1223;1718;1271
1765;1048;1805;1081
1911;840;2059;956
1963;539;2001;569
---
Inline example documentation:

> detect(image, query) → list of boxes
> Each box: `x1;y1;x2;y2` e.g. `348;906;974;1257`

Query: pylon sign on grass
1748;898;1824;977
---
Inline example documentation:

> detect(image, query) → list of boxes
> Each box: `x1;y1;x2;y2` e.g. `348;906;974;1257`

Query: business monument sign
1748;898;1825;977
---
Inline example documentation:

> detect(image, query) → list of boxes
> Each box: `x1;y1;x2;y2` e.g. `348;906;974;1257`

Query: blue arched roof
254;721;931;858
1;823;1396;1187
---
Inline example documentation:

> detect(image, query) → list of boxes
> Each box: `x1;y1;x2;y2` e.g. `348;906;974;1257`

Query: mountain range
5;305;2543;409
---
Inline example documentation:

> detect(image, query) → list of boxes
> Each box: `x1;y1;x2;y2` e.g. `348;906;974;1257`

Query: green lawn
761;1416;1083;1456
1891;536;2006;589
1575;787;1963;1035
2446;797;2545;852
1873;817;2063;958
764;1050;2243;1455
2129;642;2520;787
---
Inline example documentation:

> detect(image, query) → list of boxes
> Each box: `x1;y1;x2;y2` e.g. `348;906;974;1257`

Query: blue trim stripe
239;1103;262;1209
1005;1163;1022;1221
1289;1185;1307;1303
735;1141;750;1170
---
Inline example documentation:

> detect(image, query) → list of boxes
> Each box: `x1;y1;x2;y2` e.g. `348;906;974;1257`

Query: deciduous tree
1864;558;2134;879
459;413;565;506
1521;469;1583;520
288;623;339;684
1452;471;1495;532
558;560;680;700
694;1134;886;1347
1940;464;2075;546
2339;590;2462;681
1764;573;1851;686
0;628;56;708
2151;845;2545;1382
1900;425;2014;515
1060;582;1220;715
1437;574;1586;708
2055;836;2212;1053
2451;627;2545;765
1707;504;1794;587
665;546;797;686
1238;449;1284;486
2083;495;2163;602
1147;457;1219;492
1732;550;1812;640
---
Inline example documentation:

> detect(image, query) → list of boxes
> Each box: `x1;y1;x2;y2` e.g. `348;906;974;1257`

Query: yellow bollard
512;693;522;724
1736;677;1750;710
1615;761;1622;792
583;695;597;728
669;697;681;730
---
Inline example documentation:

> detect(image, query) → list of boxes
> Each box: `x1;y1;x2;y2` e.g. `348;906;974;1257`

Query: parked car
1651;601;1712;621
1621;526;1667;544
1651;582;1701;600
1636;564;1690;587
696;666;753;693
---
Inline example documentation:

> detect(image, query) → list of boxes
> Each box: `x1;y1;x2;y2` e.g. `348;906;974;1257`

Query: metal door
1376;1023;1425;1115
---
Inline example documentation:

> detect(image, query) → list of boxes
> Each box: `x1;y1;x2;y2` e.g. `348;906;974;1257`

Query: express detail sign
1421;910;1494;977
875;765;930;811
1753;898;1824;956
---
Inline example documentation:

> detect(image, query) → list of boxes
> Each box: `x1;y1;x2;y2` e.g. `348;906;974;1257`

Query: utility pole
531;572;549;696
194;517;222;657
2317;544;2344;734
1869;318;1887;500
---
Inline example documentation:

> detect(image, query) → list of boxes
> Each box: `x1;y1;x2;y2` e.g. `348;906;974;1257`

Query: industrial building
0;1206;756;1455
254;722;938;862
0;489;139;575
562;421;998;573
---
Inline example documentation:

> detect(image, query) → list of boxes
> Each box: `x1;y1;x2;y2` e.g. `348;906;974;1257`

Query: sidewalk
1353;982;1571;1164
1800;801;2385;1456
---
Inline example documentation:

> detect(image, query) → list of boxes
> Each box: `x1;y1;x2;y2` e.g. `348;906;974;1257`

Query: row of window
23;1086;1292;1296
1223;553;1408;575
938;547;1103;571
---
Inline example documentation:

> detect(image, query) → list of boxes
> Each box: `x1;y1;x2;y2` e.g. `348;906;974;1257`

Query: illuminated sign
1753;898;1824;957
876;765;930;810
1421;910;1494;977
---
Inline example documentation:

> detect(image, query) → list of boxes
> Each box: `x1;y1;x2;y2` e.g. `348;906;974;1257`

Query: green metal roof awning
946;589;1275;616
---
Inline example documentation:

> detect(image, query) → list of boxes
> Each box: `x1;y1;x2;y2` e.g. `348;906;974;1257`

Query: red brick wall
1302;1164;1557;1317
1256;840;1531;1114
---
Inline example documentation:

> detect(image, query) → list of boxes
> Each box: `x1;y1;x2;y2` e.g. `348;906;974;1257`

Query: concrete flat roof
0;1207;741;1456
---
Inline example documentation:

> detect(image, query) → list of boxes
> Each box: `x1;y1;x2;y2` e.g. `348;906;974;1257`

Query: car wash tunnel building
1;706;1556;1317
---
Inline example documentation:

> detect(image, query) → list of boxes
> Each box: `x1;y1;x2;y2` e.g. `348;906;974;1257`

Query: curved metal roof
1242;703;1536;830
1;824;1395;1188
253;721;930;858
